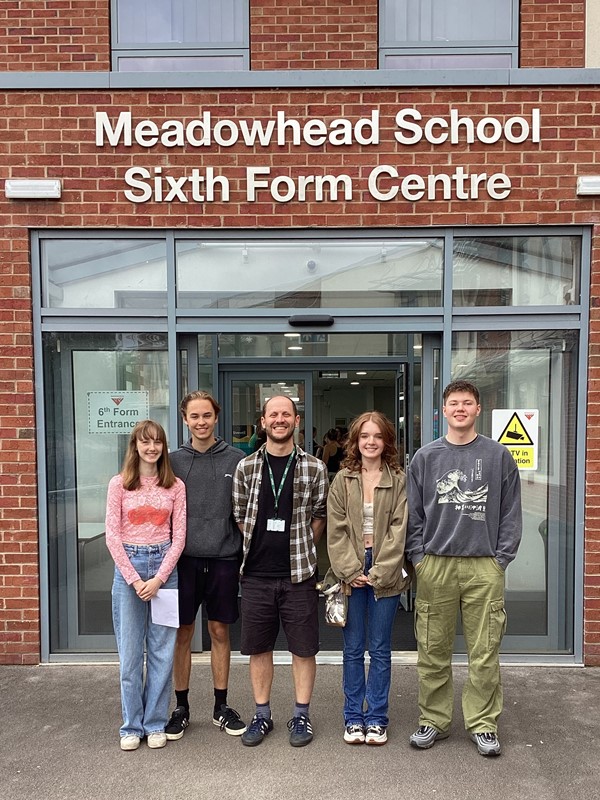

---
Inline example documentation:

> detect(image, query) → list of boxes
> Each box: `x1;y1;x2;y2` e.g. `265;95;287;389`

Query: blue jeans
111;542;178;738
342;548;400;727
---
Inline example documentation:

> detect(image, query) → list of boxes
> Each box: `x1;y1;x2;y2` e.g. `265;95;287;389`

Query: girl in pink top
106;419;186;751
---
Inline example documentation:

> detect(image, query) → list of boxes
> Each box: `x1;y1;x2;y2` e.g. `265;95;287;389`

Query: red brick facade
0;2;597;664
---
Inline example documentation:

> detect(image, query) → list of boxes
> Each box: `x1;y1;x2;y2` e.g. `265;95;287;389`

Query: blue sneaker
287;714;314;747
241;714;273;747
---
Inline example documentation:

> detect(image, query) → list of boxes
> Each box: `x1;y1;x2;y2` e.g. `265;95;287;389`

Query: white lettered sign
88;391;150;434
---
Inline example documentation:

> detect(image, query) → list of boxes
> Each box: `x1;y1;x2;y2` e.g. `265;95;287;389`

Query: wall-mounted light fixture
576;176;600;196
4;179;62;199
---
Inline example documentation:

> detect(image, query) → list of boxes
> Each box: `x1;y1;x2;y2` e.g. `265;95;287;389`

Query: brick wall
0;229;38;664
520;1;586;67
250;0;378;70
0;86;599;663
0;0;110;71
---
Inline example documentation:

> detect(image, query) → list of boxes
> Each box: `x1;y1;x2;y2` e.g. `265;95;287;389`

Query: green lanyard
265;448;295;518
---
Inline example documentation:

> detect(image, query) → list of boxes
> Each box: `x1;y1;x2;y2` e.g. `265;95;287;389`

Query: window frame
379;0;520;69
110;0;250;72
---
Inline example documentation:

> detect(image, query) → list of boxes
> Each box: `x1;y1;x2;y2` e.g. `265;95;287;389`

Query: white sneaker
147;732;167;749
365;725;388;745
120;735;140;751
344;724;365;744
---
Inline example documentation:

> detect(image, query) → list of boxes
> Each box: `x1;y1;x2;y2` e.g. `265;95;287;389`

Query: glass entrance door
221;365;418;653
43;332;171;653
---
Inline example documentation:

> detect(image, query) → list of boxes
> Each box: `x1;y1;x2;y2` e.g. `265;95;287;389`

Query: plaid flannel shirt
232;444;329;584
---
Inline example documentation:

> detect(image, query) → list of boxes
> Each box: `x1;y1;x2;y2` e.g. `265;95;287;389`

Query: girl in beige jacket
327;411;410;747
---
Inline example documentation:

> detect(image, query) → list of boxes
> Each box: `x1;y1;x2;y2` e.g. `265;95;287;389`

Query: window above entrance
176;238;443;310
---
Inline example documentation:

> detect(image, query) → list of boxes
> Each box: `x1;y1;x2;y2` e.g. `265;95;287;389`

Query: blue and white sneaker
241;714;273;747
287;714;313;747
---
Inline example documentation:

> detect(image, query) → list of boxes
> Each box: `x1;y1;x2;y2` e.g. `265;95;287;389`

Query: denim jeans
111;541;178;738
342;548;400;727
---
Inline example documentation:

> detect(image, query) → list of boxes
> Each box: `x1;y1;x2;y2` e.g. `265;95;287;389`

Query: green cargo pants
414;554;507;734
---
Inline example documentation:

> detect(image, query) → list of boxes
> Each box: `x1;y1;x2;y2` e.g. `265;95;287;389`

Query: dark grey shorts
240;574;319;657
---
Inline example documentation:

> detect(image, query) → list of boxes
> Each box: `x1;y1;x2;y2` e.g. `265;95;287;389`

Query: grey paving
2;663;599;800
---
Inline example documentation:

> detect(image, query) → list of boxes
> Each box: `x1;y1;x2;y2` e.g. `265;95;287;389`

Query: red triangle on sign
524;412;534;420
111;397;124;405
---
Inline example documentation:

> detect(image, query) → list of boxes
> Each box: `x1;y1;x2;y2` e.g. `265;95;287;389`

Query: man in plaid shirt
233;395;329;748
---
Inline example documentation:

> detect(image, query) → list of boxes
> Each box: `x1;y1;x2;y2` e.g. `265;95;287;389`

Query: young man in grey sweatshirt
165;391;246;740
406;380;522;758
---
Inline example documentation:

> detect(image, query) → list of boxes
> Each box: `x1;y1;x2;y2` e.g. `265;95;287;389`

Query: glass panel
383;53;512;69
218;333;414;359
41;239;167;309
453;236;581;307
230;378;306;457
177;239;443;309
452;329;578;653
44;332;170;652
382;0;514;44
117;0;246;45
117;55;245;72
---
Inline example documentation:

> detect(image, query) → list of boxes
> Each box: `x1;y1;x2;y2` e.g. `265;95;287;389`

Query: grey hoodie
170;437;245;560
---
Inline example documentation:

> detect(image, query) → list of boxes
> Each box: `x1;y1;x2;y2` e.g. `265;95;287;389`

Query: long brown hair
341;411;402;474
121;419;176;491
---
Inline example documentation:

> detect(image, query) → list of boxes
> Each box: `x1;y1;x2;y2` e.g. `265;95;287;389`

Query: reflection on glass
452;329;577;652
117;55;245;72
230;379;306;456
218;332;413;359
453;236;580;307
44;332;170;651
177;239;443;309
383;53;512;69
41;239;167;309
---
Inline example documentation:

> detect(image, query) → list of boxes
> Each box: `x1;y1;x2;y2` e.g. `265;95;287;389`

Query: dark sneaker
471;731;501;756
213;704;247;736
287;714;314;747
241;714;273;747
409;725;450;750
165;706;190;740
344;724;365;745
365;725;387;745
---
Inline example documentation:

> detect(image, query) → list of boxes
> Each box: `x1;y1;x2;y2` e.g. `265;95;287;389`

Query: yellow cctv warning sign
491;409;538;470
497;413;533;446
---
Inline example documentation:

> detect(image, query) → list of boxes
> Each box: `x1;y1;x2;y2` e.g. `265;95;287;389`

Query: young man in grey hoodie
165;391;246;739
406;380;522;758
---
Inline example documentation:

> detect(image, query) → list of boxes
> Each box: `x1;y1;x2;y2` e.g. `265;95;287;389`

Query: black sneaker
213;704;247;736
287;714;313;747
241;714;273;747
165;705;190;740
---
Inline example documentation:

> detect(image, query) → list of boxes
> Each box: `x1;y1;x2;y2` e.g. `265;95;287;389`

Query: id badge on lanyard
265;448;295;534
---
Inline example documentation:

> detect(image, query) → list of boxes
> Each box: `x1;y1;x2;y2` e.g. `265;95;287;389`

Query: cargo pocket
414;599;430;652
488;598;507;651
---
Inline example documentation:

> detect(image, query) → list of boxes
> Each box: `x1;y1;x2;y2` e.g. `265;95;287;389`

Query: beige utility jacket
326;465;411;599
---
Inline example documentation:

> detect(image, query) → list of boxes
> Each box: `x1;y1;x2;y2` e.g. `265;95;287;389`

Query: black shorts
240;574;319;657
177;556;240;626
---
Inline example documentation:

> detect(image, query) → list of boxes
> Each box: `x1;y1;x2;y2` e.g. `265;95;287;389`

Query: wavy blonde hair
341;411;402;474
121;419;176;491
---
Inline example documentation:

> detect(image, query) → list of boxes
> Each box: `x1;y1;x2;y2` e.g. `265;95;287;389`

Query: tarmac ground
2;662;599;800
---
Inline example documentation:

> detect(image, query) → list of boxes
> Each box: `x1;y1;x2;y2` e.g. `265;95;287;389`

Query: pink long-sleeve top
105;474;187;586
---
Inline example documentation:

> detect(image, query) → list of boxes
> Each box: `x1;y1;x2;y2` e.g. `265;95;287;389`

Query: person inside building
321;427;344;479
105;419;186;751
406;380;522;757
327;411;410;746
233;395;329;748
165;391;247;740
